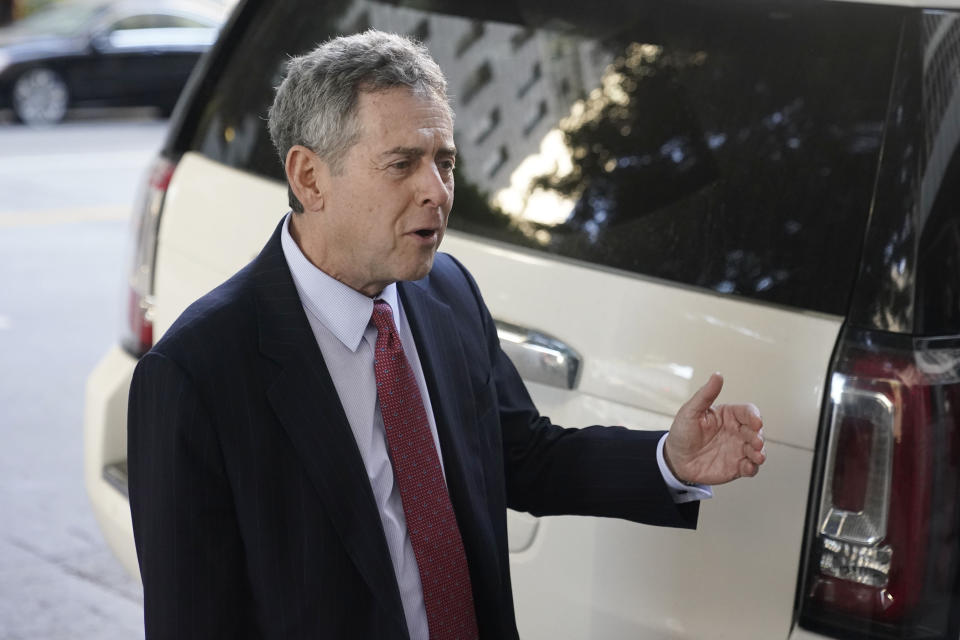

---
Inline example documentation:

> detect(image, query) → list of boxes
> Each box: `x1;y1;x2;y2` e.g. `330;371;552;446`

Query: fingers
682;372;724;415
739;458;759;478
738;422;764;451
743;440;766;465
730;402;763;432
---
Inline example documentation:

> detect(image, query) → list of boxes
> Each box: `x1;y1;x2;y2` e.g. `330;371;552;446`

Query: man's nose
416;162;450;209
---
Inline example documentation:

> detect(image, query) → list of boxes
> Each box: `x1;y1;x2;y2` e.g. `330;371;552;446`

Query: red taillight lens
121;156;175;357
799;328;960;639
127;287;153;354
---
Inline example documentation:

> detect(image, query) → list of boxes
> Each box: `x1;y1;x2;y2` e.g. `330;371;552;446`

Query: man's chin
403;254;437;282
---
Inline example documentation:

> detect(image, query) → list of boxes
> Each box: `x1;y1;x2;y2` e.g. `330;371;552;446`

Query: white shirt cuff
656;433;713;504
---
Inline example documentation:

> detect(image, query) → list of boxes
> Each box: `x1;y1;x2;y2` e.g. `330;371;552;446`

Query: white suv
85;0;960;638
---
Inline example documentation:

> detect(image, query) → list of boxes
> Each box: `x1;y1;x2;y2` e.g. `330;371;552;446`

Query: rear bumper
83;344;139;579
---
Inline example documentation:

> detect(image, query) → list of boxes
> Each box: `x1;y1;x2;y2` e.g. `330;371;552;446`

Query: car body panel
0;35;88;60
84;345;140;578
521;441;811;638
446;237;842;452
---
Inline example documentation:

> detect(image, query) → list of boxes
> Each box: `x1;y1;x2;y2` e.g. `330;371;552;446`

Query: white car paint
84;345;140;578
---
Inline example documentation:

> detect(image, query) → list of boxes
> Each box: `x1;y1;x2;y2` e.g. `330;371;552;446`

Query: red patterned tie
371;300;479;640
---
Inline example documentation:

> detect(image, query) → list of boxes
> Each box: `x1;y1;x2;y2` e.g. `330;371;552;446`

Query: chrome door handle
495;320;581;390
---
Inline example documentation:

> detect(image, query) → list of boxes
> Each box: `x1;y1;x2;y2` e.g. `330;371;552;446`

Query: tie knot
372;299;396;334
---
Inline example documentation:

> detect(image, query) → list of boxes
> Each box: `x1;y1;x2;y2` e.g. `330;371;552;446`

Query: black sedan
0;0;227;125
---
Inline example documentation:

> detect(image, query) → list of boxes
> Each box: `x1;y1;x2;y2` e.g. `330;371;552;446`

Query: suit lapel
251;223;406;630
398;280;496;574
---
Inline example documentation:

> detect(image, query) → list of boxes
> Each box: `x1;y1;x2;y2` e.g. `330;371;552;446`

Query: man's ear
285;145;327;211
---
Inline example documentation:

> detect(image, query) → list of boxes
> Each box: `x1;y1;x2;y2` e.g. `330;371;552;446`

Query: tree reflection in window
481;10;896;315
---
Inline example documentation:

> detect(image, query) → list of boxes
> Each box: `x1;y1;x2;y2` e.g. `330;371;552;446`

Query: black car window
184;0;903;316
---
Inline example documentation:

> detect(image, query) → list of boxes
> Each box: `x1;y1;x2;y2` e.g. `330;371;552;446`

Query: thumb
683;372;723;415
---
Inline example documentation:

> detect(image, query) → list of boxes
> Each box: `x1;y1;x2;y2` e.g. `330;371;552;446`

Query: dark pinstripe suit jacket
127;219;698;639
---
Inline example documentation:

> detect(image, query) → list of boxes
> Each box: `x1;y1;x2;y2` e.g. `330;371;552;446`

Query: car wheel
12;68;69;126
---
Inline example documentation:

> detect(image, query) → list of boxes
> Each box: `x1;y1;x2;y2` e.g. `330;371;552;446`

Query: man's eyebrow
380;145;457;158
381;146;425;158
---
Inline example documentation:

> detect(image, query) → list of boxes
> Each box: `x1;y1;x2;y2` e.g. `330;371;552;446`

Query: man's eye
438;159;456;171
392;161;411;170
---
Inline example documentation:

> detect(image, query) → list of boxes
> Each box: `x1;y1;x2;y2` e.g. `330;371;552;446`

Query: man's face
297;88;456;297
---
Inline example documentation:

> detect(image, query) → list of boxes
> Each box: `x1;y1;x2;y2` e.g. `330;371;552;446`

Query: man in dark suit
127;30;766;640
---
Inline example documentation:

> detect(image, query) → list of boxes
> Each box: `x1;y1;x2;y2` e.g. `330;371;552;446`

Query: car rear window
184;0;903;315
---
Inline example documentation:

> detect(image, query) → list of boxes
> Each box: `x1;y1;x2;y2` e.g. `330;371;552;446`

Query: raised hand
663;373;765;486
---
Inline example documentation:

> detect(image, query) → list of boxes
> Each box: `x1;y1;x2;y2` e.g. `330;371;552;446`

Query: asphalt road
0;116;167;639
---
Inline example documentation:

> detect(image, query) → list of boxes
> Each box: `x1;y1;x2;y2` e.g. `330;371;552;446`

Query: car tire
12;67;69;126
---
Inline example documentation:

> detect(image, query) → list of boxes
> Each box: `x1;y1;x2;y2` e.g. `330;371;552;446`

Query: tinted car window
186;0;902;315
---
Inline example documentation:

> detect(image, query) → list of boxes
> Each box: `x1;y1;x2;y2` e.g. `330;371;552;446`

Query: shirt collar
280;212;399;353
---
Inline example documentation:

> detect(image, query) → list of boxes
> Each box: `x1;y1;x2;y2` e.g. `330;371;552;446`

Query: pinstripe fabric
129;351;259;639
280;215;442;640
128;216;701;640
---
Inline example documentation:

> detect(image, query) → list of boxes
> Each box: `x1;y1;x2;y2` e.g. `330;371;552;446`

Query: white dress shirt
279;213;710;639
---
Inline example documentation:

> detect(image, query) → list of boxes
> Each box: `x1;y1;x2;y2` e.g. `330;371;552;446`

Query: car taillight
120;156;175;357
799;327;960;639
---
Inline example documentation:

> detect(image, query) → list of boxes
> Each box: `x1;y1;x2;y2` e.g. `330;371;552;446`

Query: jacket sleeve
127;351;260;639
446;256;699;529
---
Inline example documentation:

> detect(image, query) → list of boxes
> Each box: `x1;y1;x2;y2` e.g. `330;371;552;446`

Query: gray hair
268;29;452;213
